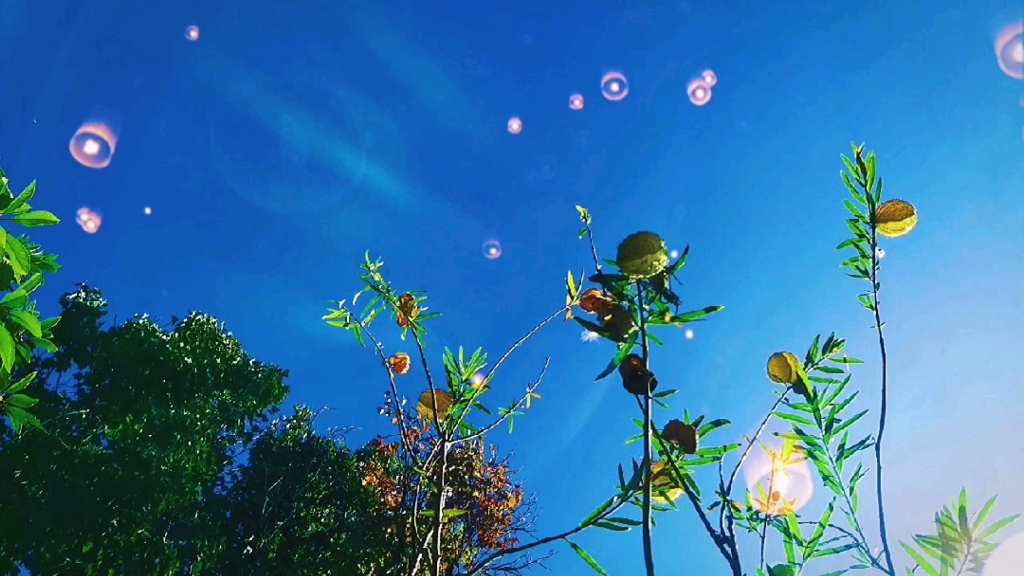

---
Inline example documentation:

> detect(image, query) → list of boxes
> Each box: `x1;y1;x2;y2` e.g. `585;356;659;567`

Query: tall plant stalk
869;223;895;575
638;281;656;576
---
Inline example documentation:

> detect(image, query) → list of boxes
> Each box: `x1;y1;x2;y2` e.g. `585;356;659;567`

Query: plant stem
869;231;895;576
638;282;656;576
759;465;777;571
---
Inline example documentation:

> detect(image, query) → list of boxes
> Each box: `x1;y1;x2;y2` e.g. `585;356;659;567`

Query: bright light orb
701;69;718;87
995;21;1024;80
144;206;152;215
688;78;712;106
471;372;486;388
76;208;102;234
601;71;629;101
685;328;694;339
482;239;502;260
670;249;680;259
569;93;585;110
507;116;523;134
185;25;200;41
69;111;121;169
743;441;815;516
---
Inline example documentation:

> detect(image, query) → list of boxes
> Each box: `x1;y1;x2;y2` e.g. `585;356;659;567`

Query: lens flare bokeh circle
743;441;815;516
601;72;629;101
482;239;502;260
69;122;119;169
76;208;102;234
507;116;523;134
995;21;1024;80
687;78;712;106
701;69;718;87
569;93;584;110
185;25;200;41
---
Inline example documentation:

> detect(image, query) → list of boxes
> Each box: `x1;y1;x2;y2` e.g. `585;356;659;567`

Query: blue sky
2;0;1023;574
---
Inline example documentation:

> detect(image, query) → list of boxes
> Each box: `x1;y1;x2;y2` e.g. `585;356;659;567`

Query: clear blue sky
2;0;1023;574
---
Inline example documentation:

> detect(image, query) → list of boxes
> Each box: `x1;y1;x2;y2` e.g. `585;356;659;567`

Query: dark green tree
0;285;289;574
215;405;407;575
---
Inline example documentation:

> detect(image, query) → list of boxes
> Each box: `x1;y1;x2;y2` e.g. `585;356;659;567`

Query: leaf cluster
0;167;61;434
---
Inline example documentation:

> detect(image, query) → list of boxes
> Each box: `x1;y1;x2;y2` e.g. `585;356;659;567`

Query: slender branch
869;228;895;575
579;211;602;273
453;359;550;446
649;418;740;574
758;464;778;571
464;496;632;576
347;308;421;464
450;306;569;434
725;389;790;496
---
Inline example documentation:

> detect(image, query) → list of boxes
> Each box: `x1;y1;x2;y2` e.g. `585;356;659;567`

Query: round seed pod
875;199;917;238
662;419;699;454
619;354;658;395
650;460;685;503
767;352;801;385
417;389;453;421
579;288;612;315
616;231;670;279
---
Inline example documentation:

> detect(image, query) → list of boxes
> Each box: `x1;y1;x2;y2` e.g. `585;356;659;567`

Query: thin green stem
638;281;656;576
870;227;895;575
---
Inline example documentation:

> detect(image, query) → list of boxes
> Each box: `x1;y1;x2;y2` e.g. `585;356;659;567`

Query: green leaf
5;393;38;408
767;564;798;576
8;309;42;338
11;210;60;227
672;305;725;323
6;371;36;394
976;513;1020;541
5;404;44;433
0;323;14;372
579;497;615;527
566;540;610;576
901;542;940;576
5;236;30;281
774;411;815;427
972;494;998;532
606;516;642;526
828;409;868;440
592;521;629;531
594;332;638;381
4;180;36;215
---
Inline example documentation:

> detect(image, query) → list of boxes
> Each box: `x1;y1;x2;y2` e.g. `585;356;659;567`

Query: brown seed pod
387;352;412;375
875;199;917;238
619;353;658;395
662;419;698;454
396;292;419;328
579;288;613;315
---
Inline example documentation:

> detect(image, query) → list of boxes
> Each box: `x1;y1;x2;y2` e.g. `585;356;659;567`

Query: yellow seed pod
417;389;453;421
650;460;685;503
767;352;801;385
616;231;669;279
875;199;917;238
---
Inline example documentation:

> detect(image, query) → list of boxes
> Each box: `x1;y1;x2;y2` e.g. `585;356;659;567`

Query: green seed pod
616;231;669;279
